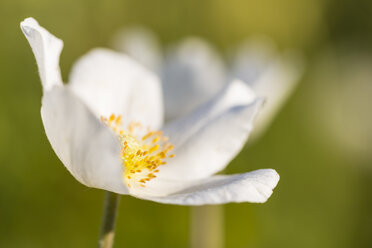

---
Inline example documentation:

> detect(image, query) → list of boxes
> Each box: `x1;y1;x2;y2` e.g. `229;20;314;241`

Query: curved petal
41;86;128;194
68;48;163;129
141;169;279;205
230;38;304;140
20;17;63;91
111;26;162;73
158;80;262;180
161;38;226;121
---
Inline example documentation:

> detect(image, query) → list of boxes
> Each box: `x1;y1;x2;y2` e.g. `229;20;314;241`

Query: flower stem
98;191;120;248
190;205;224;248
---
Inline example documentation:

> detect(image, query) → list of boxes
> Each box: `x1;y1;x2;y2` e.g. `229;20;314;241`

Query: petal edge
144;169;280;205
21;17;63;91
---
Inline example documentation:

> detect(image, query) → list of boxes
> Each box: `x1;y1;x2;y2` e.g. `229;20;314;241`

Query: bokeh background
1;0;371;247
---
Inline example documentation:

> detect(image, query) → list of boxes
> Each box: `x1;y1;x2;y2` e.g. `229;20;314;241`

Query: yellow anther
142;132;154;140
115;115;122;125
148;156;155;160
152;136;160;143
158;152;166;158
166;145;174;151
149;145;159;153
101;114;175;188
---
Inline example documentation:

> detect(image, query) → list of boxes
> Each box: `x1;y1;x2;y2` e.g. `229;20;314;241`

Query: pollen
101;114;174;188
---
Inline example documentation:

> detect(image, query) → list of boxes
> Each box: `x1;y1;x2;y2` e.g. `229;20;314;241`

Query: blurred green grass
0;0;371;247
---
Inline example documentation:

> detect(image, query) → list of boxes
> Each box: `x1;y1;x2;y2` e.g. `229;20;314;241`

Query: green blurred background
0;0;371;247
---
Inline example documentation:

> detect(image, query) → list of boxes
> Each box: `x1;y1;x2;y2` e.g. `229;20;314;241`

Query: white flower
21;17;279;205
114;29;303;140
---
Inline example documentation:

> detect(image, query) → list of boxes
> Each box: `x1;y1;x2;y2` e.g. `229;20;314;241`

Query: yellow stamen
101;114;175;188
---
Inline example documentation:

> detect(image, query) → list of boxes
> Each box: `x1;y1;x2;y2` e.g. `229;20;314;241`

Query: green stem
190;205;225;248
98;191;120;248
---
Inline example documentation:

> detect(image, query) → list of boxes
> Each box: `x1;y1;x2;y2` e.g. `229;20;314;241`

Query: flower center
101;114;174;188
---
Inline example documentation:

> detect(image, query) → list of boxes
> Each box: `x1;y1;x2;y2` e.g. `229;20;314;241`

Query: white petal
111;26;162;73
161;38;226;121
20;18;63;91
68;48;163;129
158;80;262;180
231;38;304;140
142;169;279;205
41;86;128;194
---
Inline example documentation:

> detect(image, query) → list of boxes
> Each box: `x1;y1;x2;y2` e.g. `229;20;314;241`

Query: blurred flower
230;38;304;140
113;28;303;140
310;47;372;163
21;18;279;205
111;26;162;73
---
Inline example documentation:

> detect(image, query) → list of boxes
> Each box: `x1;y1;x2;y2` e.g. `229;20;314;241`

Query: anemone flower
21;17;279;206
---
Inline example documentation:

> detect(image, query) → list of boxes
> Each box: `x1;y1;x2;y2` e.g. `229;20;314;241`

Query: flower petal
231;38;304;140
111;26;162;73
41;86;128;194
158;80;262;180
68;48;163;129
142;169;279;205
161;38;226;121
20;17;63;91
